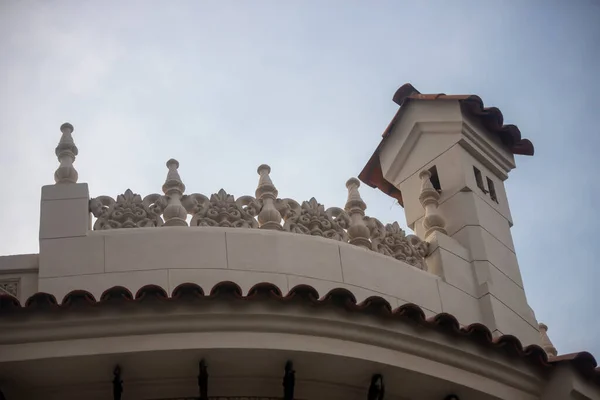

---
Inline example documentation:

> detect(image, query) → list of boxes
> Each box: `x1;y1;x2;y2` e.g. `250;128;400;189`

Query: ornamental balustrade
88;161;428;269
52;123;442;271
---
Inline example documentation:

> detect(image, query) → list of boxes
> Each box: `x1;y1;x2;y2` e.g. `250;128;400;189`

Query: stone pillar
418;169;446;238
40;183;90;240
161;159;188;227
539;322;558;357
255;164;283;230
40;123;90;240
344;178;370;248
39;123;94;281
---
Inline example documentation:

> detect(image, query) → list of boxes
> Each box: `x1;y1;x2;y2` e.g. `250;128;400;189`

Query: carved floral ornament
89;161;429;269
90;190;165;230
0;280;18;297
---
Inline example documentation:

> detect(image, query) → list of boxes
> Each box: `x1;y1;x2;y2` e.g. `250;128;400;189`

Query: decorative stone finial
54;122;79;184
538;322;558;357
418;170;446;238
255;164;283;230
345;178;370;248
161;159;188;226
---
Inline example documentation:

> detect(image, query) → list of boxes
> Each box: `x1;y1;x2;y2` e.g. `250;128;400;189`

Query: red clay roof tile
1;281;597;386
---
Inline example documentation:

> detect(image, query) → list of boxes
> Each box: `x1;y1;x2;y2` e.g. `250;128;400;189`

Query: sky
0;1;599;358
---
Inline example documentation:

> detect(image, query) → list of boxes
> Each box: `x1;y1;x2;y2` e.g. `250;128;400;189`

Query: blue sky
1;1;598;357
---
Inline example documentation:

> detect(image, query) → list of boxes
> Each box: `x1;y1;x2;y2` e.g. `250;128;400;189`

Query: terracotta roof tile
99;286;134;302
549;352;599;380
359;83;535;207
1;282;598;386
172;282;205;299
392;83;534;156
134;284;168;300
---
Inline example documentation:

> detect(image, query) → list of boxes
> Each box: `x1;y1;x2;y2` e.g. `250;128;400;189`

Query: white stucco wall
39;227;443;315
0;254;39;303
374;99;540;346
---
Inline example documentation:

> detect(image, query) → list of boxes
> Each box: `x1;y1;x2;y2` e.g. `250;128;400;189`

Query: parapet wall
39;226;445;315
38;153;445;317
6;122;542;348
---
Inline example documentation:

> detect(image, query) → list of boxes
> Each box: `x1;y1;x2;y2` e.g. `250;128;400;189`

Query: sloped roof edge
1;281;597;385
359;83;535;207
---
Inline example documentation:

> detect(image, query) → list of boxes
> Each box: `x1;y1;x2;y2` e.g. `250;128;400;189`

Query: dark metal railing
113;365;123;400
198;360;208;400
107;361;461;400
367;374;384;400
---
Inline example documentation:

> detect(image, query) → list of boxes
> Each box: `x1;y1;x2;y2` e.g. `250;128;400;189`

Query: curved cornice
2;281;596;391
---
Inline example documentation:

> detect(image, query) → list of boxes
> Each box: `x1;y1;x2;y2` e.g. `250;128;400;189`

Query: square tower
360;83;539;343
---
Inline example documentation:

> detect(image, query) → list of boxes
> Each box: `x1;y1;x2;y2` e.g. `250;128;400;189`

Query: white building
0;84;598;399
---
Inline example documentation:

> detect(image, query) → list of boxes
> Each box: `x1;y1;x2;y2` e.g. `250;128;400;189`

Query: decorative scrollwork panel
87;162;430;270
90;189;165;230
281;198;349;242
183;190;260;229
366;219;429;269
0;280;18;297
